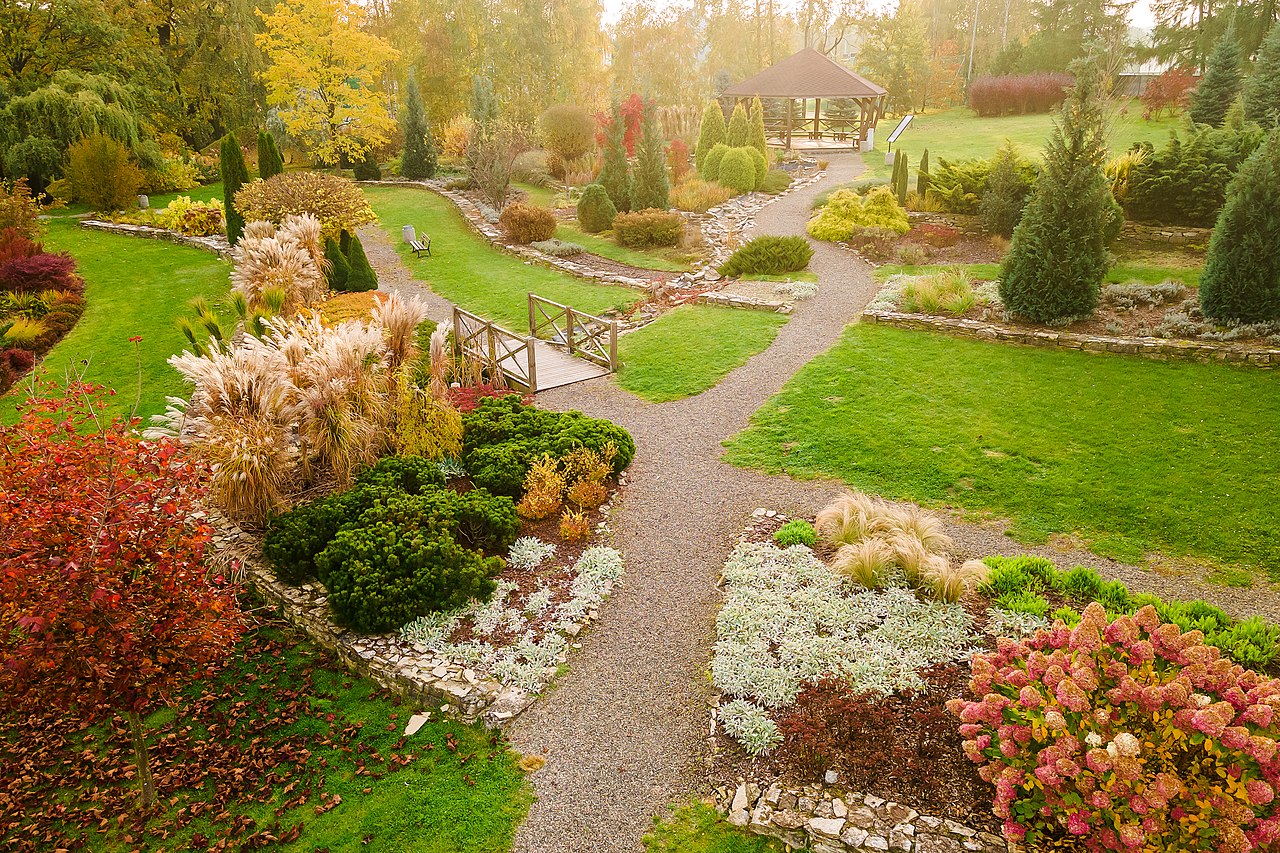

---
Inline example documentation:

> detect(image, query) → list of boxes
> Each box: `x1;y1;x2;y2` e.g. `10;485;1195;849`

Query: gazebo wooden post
813;97;822;141
785;98;793;149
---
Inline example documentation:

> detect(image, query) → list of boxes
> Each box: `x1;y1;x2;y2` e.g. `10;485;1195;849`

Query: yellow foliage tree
256;0;400;166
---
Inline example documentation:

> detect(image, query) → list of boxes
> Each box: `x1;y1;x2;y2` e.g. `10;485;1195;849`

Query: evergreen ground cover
364;185;639;330
858;100;1184;181
2;217;231;424
0;619;530;852
616;305;787;402
724;324;1280;577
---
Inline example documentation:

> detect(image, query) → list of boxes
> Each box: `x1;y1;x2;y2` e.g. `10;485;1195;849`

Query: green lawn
861;100;1185;181
644;802;782;853
364;184;640;331
4;217;231;424
617;304;787;402
724;324;1280;576
2;620;530;852
58;181;226;218
555;221;693;272
875;261;1201;288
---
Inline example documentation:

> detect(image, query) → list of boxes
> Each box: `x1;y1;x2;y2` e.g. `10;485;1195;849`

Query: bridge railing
528;293;618;372
453;307;537;392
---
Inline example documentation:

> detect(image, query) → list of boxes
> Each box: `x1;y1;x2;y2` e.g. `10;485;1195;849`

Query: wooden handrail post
609;321;618;371
528;292;537;338
565;308;575;355
526;336;537;393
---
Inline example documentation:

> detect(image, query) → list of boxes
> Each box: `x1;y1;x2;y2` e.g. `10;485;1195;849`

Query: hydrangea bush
949;602;1280;851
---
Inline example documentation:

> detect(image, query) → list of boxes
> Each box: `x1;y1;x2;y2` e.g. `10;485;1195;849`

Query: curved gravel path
362;161;1280;852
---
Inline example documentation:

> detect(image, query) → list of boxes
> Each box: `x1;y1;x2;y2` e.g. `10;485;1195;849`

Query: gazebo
722;47;888;150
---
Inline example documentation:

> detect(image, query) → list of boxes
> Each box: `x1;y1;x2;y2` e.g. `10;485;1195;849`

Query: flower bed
711;497;1280;850
0;228;87;393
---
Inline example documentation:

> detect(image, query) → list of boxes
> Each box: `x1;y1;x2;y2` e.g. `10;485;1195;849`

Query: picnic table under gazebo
722;47;888;150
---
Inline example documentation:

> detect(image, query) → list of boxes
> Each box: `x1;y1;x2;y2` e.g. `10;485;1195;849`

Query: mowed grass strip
616;304;787;402
4;217;231;424
364;185;639;330
723;324;1280;574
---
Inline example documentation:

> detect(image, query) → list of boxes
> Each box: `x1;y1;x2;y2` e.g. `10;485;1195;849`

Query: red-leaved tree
1141;66;1198;120
0;382;243;809
594;93;646;157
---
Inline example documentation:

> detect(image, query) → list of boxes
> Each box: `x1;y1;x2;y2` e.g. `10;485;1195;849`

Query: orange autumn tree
0;382;243;809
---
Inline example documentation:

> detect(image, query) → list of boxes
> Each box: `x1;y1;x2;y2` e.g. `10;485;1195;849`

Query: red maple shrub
0;227;42;265
968;73;1073;117
448;384;530;413
0;251;80;294
595;92;645;157
0;384;243;808
1142;66;1198;120
667;138;691;183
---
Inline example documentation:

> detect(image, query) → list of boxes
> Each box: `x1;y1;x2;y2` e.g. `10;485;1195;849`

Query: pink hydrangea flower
1019;685;1042;709
1241;703;1275;728
1002;819;1026;841
1117;823;1146;848
1066;811;1090;835
1247;779;1275;806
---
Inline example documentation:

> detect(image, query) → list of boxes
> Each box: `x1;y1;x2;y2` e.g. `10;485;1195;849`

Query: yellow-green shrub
806;186;910;242
718;148;757;194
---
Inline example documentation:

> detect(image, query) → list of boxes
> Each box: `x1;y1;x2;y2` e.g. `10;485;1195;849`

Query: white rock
730;783;748;813
727;809;749;827
824;769;840;784
832;798;847;818
808;817;846;838
404;713;431;736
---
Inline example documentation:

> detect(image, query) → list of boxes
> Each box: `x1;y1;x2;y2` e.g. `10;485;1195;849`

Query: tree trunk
126;710;157;810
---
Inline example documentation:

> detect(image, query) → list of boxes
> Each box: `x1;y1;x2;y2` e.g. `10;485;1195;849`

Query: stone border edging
714;779;1012;853
210;512;618;728
80;219;233;260
862;309;1280;367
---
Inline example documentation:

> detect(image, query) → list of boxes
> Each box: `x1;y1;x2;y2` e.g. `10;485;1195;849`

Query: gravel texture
362;163;1280;852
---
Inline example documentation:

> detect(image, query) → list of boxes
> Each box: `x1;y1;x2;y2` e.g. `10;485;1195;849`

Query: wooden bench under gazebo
723;47;888;151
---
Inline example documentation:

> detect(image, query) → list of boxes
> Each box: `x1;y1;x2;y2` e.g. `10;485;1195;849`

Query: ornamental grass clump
950;602;1280;850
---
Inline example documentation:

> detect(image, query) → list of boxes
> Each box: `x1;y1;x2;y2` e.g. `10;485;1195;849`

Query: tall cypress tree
1244;24;1280;128
1189;32;1243;127
727;102;749;147
257;131;284;179
597;101;632;213
695;100;727;173
219;132;249;245
748;97;768;156
1199;128;1280;321
401;68;437;180
345;234;378;292
999;63;1113;322
631;98;670;211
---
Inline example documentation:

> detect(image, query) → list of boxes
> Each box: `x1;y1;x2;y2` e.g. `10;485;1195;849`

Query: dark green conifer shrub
1199;128;1280;322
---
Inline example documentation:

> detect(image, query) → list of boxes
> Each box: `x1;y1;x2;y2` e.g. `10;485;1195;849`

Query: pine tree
1244;24;1280;128
401;68;438;179
630;99;670;211
727;102;749;147
219;132;249;246
980;143;1030;237
999;63;1113;322
257;131;284;180
324;236;351;290
917;149;930;196
1189;32;1243;127
695;100;727;173
748;97;767;156
344;234;378;292
1199;128;1280;321
598;101;632;213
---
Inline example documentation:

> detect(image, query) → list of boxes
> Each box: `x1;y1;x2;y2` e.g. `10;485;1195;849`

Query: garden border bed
79;218;233;260
209;510;619;728
861;308;1280;368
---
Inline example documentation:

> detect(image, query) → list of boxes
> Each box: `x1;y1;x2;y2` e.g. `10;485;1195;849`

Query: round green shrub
746;147;767;189
702;143;731;182
263;493;352;585
773;519;817;548
462;395;635;497
353;487;519;553
576;183;617;233
612;209;683;248
318;523;502;633
355;455;446;495
718;148;757;194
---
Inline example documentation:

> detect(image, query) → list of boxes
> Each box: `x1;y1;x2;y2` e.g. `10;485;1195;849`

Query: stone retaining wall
862;309;1280;368
714;778;1013;853
80;219;233;259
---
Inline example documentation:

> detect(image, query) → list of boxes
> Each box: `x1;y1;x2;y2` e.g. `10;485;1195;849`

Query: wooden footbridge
453;294;619;393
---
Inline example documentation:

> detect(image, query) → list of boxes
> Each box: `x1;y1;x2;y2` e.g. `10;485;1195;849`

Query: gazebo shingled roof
722;47;887;99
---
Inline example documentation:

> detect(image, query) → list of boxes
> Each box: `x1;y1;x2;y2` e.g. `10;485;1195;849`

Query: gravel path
363;166;1280;852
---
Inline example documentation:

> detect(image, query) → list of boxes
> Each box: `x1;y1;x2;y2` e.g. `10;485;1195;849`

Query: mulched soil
892;232;1006;266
